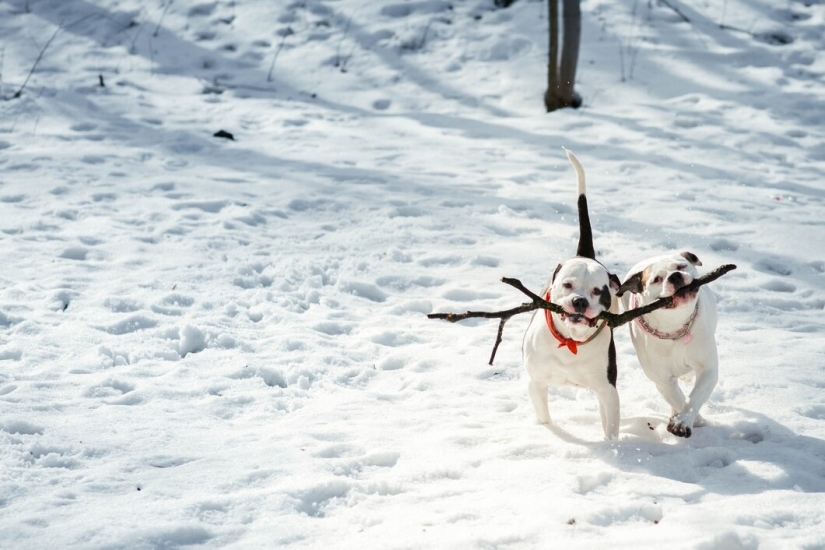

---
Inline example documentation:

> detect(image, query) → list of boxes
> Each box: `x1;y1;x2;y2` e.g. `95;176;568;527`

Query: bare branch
427;264;736;364
500;277;545;303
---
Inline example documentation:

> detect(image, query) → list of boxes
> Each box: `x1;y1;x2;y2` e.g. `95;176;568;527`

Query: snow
1;0;824;547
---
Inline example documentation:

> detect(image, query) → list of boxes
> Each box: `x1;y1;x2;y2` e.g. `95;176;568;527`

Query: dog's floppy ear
608;273;621;292
551;263;562;283
681;251;702;266
616;271;643;297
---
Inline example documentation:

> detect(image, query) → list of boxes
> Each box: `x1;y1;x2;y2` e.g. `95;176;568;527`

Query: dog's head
549;257;620;328
618;251;702;307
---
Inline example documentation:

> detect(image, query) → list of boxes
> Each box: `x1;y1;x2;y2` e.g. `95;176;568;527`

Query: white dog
522;151;621;440
618;252;718;438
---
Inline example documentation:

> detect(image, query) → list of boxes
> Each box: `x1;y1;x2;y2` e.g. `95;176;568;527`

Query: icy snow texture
1;0;825;548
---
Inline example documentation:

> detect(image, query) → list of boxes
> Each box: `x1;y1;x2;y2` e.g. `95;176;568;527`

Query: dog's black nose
668;272;684;285
571;297;589;312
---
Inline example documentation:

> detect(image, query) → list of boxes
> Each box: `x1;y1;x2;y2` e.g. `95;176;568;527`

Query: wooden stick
602;264;736;327
427;264;736;364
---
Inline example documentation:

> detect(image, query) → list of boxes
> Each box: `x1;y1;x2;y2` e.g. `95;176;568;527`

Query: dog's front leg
655;378;687;417
595;385;620;440
528;380;551;425
669;363;719;438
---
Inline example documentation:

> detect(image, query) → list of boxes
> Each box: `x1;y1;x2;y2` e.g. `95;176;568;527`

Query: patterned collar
630;293;699;344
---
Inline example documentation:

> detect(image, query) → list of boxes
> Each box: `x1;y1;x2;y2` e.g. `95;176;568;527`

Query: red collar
544;291;606;355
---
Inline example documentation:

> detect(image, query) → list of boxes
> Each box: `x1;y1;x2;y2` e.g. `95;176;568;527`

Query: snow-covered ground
1;0;825;547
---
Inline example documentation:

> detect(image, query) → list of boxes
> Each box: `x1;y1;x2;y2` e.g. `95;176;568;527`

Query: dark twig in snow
154;0;173;37
268;28;294;82
658;0;690;23
335;13;354;70
428;264;736;365
11;23;61;99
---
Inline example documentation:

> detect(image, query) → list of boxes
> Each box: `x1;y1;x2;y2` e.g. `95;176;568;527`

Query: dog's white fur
620;252;718;438
522;151;620;440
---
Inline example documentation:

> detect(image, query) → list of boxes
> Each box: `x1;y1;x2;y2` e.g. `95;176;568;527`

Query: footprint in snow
370;331;419;347
760;279;796;293
227;366;287;388
332;452;401;478
292;481;351;518
314;444;364;459
150;456;198;469
418;255;463;267
754;258;793;276
377;356;405;371
340;281;387;302
98;346;131;367
70;122;97;132
101;315;157;335
0;348;23;361
576;472;613;495
103;297;142;313
709;238;739;252
586;504;663;526
797;405;825;421
25;443;80;469
693;448;735;469
171;199;229;213
141;526;214;548
1;419;44;435
313;321;353;336
83;379;135;399
472;255;500;267
190;500;231;525
152;293;195;316
60;247;89;261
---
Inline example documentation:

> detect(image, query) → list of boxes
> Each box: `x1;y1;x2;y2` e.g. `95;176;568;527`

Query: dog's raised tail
565;149;596;260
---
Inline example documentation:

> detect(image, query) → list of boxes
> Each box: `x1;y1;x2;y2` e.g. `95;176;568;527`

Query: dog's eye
677;264;687;270
592;287;601;296
562;282;573;290
652;276;662;284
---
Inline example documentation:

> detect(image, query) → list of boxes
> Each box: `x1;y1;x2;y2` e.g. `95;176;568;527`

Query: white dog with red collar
522;151;621;440
618;252;718;438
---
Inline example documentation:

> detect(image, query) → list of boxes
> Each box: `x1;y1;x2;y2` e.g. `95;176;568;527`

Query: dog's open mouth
665;287;698;309
560;312;596;326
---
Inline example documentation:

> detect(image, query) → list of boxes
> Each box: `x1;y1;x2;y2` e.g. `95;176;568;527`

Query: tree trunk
558;0;581;107
545;0;582;112
544;0;560;111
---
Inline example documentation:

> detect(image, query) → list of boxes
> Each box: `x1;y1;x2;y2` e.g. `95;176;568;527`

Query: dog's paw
667;415;693;438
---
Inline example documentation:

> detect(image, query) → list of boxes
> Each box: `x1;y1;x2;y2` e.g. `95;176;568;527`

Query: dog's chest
523;315;611;385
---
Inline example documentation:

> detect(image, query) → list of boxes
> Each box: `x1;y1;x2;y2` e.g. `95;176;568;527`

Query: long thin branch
428;264;736;364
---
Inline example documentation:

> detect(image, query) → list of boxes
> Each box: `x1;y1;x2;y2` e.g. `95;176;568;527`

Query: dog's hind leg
528;381;551;425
